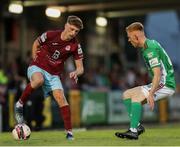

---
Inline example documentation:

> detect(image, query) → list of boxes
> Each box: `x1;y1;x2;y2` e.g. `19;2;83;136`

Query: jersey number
52;50;60;59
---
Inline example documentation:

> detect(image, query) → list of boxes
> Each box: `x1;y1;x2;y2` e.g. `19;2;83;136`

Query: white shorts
141;83;175;101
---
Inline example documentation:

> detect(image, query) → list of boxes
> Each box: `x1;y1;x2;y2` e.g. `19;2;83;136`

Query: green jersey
141;39;176;89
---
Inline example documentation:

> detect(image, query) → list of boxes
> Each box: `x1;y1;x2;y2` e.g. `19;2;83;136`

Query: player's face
64;23;80;40
127;31;140;48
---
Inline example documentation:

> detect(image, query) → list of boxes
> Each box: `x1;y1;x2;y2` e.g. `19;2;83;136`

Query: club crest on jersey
65;45;71;51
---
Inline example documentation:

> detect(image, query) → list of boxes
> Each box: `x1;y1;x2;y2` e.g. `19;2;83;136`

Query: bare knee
31;73;44;88
31;77;44;88
131;92;146;103
53;90;68;107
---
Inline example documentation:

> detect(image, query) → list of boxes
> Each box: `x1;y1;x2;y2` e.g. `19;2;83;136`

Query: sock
16;101;23;107
130;128;137;133
18;83;34;105
60;105;72;131
67;130;73;135
123;98;131;119
130;102;142;129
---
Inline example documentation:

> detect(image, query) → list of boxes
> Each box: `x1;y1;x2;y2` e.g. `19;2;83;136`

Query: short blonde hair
126;22;144;32
67;15;83;30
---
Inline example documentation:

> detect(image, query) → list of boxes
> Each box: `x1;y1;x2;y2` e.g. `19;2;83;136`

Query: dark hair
67;15;83;29
126;22;144;32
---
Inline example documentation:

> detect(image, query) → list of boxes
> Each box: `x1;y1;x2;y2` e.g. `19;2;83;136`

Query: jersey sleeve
146;43;161;68
72;43;84;60
37;31;53;45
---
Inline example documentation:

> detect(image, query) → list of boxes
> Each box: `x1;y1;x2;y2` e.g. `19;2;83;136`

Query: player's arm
32;39;40;60
74;59;84;76
150;67;161;95
148;67;161;110
32;31;50;60
69;59;84;83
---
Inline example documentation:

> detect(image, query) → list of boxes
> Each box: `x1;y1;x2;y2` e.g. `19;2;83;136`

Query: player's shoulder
146;39;161;50
146;39;159;48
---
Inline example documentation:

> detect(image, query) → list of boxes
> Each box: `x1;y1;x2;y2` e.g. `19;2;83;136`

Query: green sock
130;102;142;129
123;98;131;119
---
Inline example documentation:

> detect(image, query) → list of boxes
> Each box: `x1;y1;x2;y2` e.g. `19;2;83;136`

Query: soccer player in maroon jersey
15;15;84;140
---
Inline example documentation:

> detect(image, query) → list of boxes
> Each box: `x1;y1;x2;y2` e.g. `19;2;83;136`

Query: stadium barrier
69;90;81;127
6;90;174;130
77;90;159;126
158;98;168;123
42;97;52;127
9;90;16;128
80;91;107;125
108;91;129;124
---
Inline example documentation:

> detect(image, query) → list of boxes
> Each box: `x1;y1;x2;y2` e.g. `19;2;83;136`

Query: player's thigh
123;86;142;98
52;89;68;107
27;65;44;88
30;72;44;88
123;86;146;102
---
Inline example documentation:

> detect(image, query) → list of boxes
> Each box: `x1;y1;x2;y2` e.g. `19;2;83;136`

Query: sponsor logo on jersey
78;48;83;54
65;45;71;51
52;42;59;45
40;33;47;42
149;58;159;67
77;44;82;54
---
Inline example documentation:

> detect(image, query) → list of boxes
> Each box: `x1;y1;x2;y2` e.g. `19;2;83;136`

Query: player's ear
135;34;139;41
64;23;68;29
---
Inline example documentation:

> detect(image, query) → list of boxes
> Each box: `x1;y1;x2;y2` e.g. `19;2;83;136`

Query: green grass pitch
0;124;180;146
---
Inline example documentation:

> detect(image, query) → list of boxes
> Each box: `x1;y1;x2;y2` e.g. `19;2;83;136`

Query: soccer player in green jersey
115;22;176;140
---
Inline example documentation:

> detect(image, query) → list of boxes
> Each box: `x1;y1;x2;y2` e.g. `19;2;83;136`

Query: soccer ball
12;124;31;140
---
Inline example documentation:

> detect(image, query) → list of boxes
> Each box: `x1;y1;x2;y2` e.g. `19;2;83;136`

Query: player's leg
44;73;74;140
123;86;146;130
52;89;74;140
15;66;44;124
115;86;146;139
116;85;175;139
129;86;146;133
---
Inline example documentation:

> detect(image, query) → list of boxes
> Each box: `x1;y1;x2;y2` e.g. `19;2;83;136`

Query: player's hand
69;71;78;83
147;93;154;111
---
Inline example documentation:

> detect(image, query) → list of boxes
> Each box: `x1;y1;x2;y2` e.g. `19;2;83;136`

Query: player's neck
61;31;69;41
141;37;147;49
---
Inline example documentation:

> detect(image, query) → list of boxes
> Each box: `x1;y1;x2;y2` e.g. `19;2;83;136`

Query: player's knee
31;78;44;88
54;94;68;107
131;97;140;102
131;94;145;103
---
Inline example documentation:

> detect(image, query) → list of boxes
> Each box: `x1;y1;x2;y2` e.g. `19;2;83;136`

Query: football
12;124;31;140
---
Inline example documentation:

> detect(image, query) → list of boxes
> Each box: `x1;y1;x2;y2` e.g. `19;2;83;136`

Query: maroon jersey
30;30;83;75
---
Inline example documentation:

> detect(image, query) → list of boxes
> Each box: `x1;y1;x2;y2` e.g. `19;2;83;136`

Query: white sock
130;128;137;133
67;130;73;135
16;101;23;107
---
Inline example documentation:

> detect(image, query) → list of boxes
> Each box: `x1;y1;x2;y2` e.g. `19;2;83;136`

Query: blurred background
0;0;180;132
